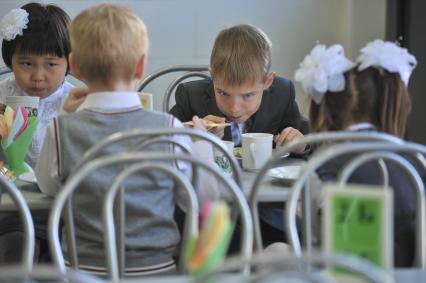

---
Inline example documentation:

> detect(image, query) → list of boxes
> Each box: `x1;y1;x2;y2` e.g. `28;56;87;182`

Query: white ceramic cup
214;140;234;174
5;96;39;117
242;133;273;171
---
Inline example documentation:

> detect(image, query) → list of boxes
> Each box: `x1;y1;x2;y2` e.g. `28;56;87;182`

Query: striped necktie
231;122;241;146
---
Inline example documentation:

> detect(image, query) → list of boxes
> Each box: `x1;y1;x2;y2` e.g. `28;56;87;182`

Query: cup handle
250;143;257;168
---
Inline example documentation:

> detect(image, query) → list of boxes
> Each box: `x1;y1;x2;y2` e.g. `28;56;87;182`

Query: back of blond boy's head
71;4;148;85
210;24;272;87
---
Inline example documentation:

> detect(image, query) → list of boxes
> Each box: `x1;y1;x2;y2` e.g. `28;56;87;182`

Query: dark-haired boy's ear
263;71;276;89
68;53;82;80
134;55;146;80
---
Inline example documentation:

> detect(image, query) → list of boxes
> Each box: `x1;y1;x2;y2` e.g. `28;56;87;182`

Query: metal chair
249;131;404;253
0;175;35;272
137;65;210;112
285;141;426;269
49;152;253;280
48;152;199;280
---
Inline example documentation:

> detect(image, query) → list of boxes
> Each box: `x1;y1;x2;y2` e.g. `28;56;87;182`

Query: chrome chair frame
102;162;199;279
0;175;35;272
48;153;199;280
102;154;251;279
56;128;242;278
285;142;426;268
137;65;209;112
249;131;403;252
49;152;253;279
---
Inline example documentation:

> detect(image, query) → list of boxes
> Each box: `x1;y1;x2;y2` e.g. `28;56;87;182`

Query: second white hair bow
0;8;29;41
295;44;355;104
357;39;417;86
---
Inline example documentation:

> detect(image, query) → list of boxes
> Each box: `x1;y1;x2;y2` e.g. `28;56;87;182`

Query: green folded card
3;117;38;177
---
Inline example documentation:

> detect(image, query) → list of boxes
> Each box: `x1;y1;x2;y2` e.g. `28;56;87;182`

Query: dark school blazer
169;77;308;141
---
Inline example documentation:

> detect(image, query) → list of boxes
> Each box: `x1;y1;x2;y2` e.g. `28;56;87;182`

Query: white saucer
267;165;301;182
18;172;37;183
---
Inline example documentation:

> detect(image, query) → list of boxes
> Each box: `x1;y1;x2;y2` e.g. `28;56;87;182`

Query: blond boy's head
70;4;148;86
210;24;272;87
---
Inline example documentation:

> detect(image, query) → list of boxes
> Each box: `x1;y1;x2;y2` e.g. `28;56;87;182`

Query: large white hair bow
357;39;417;86
0;8;29;41
295;44;355;104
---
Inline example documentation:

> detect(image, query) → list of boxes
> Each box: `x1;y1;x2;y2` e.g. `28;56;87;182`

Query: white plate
267;165;302;181
18;172;37;183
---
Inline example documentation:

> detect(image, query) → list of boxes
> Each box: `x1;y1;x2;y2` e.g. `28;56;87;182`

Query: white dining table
239;157;304;202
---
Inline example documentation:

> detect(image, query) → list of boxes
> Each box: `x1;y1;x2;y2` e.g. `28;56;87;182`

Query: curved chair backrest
249;131;404;252
102;162;198;279
285;141;426;268
197;251;396;283
48;153;199;280
76;128;242;188
49;152;253;279
0;176;35;272
137;65;210;112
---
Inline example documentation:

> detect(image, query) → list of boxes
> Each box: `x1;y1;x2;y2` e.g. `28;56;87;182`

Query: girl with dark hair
0;2;72;263
0;2;72;166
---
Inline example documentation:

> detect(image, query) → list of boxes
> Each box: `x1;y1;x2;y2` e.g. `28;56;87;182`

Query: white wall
0;0;386;114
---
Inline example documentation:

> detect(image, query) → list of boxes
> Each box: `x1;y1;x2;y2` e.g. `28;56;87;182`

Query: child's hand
202;115;226;138
63;87;90;113
274;127;306;153
191;115;207;131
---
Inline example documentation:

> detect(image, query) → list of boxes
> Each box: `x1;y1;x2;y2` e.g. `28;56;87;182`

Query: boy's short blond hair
71;4;148;85
210;24;272;86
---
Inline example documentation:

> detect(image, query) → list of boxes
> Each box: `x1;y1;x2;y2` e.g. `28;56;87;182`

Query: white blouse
0;77;73;167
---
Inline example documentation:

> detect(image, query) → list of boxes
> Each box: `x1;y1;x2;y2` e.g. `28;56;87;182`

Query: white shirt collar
346;122;376;131
76;91;142;112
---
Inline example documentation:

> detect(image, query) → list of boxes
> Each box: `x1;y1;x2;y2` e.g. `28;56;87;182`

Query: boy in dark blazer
170;24;307;150
171;24;308;249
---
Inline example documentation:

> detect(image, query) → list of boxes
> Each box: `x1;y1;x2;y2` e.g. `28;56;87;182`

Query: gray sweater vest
56;107;179;269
